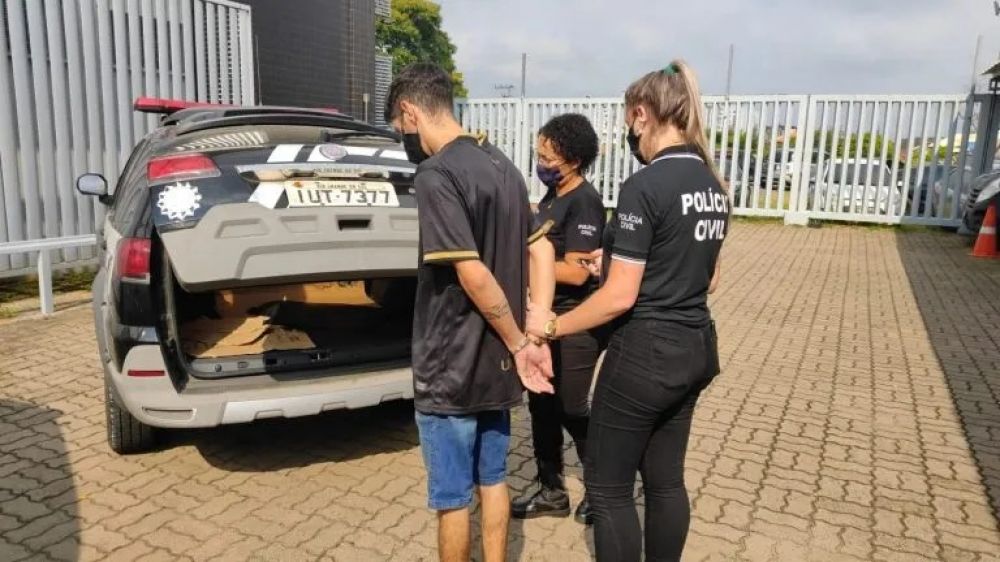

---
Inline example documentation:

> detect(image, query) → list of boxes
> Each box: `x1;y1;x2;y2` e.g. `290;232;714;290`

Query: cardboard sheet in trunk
181;316;315;358
216;281;375;317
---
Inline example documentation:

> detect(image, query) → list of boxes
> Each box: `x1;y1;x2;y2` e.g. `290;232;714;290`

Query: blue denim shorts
415;410;511;510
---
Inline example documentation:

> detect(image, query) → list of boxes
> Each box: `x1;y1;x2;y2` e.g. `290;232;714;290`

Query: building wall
344;0;376;121
235;0;376;118
374;54;394;126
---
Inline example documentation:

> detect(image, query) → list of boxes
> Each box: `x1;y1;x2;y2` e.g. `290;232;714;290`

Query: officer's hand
525;301;554;340
584;249;603;278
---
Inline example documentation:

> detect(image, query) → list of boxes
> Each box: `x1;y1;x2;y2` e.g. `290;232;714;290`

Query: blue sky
436;0;1000;97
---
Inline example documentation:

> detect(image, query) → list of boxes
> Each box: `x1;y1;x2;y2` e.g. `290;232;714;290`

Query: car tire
962;210;983;236
105;379;157;454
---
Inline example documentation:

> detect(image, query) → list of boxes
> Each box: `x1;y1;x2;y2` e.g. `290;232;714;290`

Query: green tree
909;145;952;166
809;132;896;163
376;0;468;98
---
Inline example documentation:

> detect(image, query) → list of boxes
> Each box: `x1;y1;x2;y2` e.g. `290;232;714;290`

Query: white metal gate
791;95;978;226
456;94;983;226
0;0;254;273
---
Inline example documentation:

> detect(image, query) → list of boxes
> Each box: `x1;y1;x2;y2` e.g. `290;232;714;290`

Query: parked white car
809;159;901;215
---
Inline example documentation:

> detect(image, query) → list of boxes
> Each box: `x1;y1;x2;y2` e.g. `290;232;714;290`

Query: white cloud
437;0;1000;97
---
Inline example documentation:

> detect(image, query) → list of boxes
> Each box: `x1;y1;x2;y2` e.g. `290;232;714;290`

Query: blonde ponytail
624;59;726;191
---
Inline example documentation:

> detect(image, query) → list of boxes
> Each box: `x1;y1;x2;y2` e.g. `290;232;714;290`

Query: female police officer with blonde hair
528;60;727;561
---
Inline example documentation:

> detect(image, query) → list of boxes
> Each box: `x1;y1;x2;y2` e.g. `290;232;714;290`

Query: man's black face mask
400;108;430;165
403;133;430;165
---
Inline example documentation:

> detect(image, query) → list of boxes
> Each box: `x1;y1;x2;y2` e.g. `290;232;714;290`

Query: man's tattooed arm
484;301;511;321
453;259;525;353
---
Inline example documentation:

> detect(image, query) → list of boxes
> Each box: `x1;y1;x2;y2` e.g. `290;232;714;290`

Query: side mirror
76;173;110;204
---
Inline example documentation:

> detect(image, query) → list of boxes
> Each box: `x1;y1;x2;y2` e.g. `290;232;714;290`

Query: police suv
78;98;418;453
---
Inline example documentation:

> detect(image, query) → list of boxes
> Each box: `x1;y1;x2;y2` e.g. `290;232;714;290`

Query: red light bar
147;153;220;183
134;97;235;115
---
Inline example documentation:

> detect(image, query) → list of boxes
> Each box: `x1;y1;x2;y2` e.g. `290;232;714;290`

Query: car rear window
163;124;398;154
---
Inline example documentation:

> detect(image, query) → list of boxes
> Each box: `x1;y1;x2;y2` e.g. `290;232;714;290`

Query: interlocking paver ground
2;222;1000;561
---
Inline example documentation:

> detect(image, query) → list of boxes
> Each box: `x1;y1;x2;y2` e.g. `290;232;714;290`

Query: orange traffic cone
971;201;998;258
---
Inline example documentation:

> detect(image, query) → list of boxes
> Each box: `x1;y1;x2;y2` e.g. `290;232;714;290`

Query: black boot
574;495;593;525
511;484;570;519
511;460;570;519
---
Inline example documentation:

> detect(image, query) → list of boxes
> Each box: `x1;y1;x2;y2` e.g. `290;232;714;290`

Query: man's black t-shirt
603;144;729;326
535;181;605;312
412;135;545;415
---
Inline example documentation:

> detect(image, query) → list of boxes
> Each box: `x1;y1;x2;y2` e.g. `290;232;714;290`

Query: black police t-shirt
536;181;605;312
412;135;546;415
604;144;729;326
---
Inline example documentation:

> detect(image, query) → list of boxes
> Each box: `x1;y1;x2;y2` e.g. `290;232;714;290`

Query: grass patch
805;219;950;233
896;224;949;234
732;215;784;225
0;268;96;305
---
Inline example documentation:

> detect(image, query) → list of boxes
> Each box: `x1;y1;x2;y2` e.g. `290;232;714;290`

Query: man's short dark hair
384;63;455;123
538;113;599;172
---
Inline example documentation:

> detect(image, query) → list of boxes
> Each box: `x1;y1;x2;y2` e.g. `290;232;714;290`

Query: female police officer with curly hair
511;113;605;525
528;61;728;561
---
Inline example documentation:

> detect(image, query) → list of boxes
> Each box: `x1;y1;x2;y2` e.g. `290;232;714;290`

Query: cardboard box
181;315;315;358
215;281;375;317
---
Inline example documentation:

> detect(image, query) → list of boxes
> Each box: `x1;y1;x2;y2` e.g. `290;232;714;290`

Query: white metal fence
0;0;254;273
457;94;989;227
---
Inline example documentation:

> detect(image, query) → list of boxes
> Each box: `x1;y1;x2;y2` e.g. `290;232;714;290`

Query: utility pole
521;53;527;98
724;44;735;128
970;35;983;94
725;44;734;100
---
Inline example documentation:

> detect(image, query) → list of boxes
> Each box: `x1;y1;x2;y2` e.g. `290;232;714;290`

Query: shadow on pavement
0;400;79;561
164;399;419;472
895;231;1000;518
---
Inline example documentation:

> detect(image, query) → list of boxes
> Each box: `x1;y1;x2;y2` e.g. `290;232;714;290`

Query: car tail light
147;153;220;183
115;238;152;282
127;369;165;377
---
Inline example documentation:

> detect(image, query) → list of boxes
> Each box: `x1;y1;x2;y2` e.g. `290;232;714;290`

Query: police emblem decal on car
316;144;349;162
156;182;203;221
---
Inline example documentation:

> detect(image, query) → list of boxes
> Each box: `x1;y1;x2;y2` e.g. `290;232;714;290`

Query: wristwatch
543;318;559;340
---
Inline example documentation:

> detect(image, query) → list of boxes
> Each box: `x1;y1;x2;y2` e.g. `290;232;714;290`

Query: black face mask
627;125;648;166
403;133;430;165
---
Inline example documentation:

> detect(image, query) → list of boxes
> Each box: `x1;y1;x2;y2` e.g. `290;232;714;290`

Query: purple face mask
536;164;564;189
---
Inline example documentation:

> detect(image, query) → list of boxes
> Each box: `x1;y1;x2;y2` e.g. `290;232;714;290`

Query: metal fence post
37;249;54;316
785;95;813;225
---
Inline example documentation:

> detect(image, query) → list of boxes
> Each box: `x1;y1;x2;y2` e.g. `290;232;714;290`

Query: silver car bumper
109;345;414;428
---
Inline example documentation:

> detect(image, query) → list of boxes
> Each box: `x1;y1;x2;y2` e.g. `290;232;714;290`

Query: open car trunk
164;271;416;379
148;125;421;379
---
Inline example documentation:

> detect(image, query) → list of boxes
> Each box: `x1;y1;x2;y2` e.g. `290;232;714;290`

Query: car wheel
105;378;157;454
963;210;983;236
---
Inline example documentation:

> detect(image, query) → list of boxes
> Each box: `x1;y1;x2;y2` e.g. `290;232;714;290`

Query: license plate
285;180;399;207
